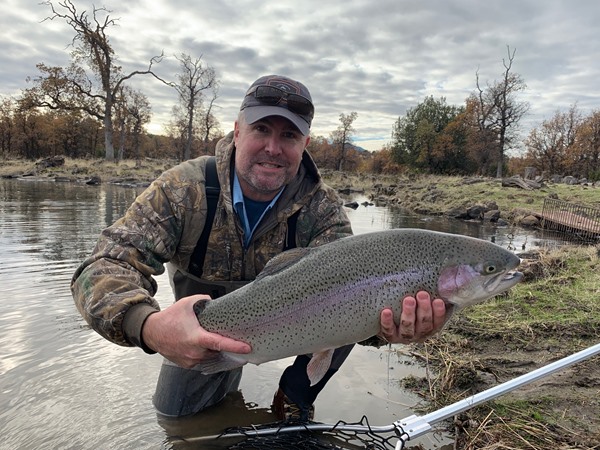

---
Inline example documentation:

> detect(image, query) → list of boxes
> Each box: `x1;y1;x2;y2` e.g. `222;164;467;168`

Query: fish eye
484;263;497;274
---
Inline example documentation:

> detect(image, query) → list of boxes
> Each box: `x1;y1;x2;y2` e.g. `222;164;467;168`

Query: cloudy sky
1;0;599;151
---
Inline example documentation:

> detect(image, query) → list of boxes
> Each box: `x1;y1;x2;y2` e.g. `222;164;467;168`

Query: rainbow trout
194;229;522;385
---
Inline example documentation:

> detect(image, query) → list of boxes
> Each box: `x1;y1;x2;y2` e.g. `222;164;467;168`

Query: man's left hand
378;291;447;344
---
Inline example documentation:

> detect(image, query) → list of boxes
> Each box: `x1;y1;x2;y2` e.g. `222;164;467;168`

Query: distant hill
347;143;368;153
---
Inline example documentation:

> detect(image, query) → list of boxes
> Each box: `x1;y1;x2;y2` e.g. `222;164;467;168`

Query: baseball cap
240;75;314;135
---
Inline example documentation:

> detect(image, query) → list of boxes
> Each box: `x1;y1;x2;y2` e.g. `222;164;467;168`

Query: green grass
462;246;600;342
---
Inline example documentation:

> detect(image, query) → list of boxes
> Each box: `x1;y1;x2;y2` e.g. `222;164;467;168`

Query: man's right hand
141;294;252;368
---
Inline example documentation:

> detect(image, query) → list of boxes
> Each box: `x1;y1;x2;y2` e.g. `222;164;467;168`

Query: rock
483;210;501;222
86;176;101;185
520;215;540;227
344;201;359;209
446;207;469;219
485;201;499;211
466;205;486;220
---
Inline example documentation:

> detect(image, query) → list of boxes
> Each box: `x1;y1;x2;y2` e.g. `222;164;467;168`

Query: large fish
194;229;522;385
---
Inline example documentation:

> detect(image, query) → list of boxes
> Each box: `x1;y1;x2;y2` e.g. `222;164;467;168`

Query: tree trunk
184;110;193;161
104;100;115;161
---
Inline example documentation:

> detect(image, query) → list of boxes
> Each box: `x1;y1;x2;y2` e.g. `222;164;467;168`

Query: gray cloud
1;0;599;150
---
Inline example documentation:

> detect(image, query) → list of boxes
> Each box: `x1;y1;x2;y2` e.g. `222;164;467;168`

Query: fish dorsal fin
256;247;312;281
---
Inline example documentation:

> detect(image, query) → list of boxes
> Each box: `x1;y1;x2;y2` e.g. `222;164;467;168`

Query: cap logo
265;78;301;94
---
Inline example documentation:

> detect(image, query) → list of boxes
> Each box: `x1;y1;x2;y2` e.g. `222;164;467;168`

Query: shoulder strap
283;209;300;251
188;156;219;277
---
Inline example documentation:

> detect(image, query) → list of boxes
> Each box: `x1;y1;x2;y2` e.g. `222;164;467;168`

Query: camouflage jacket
71;132;353;349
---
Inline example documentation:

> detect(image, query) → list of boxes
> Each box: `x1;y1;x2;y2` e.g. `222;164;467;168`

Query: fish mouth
484;269;524;293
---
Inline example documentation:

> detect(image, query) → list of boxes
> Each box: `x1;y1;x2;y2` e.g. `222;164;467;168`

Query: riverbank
409;244;600;449
3;157;600;223
3;157;600;448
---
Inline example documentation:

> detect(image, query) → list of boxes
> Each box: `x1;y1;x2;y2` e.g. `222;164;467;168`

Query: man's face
234;115;310;202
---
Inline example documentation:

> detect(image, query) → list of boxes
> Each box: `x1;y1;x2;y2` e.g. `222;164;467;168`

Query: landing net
221;416;408;450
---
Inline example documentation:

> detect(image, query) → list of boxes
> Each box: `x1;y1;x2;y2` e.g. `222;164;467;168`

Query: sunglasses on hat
243;85;315;120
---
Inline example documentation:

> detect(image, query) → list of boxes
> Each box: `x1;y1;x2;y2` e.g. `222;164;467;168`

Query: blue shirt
233;172;284;248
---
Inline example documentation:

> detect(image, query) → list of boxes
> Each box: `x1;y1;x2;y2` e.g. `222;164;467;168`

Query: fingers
399;296;417;340
379;308;396;342
431;298;447;332
199;328;252;354
379;291;447;344
414;291;435;337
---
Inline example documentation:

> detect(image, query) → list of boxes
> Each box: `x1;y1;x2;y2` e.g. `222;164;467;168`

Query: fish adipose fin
307;349;335;386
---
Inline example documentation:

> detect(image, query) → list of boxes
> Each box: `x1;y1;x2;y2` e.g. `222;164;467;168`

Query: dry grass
0;157;177;182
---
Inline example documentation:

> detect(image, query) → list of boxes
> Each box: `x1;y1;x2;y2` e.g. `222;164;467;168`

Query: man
71;74;446;421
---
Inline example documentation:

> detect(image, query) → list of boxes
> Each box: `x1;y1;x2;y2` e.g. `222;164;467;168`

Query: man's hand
141;294;251;368
379;291;447;344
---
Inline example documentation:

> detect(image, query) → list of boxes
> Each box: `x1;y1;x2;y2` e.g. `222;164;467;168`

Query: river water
0;178;557;450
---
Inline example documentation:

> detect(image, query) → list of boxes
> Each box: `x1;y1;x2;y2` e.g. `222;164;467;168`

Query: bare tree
330;112;358;171
474;46;529;177
199;86;221;155
166;54;217;160
114;86;151;162
24;0;164;160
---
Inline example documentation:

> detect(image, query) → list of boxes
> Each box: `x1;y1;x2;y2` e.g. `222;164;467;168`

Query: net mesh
221;416;408;450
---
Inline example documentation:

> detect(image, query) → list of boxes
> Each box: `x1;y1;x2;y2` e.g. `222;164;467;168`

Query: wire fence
540;198;600;244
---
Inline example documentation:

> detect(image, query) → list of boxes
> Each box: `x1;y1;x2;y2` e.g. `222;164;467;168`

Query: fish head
438;253;523;309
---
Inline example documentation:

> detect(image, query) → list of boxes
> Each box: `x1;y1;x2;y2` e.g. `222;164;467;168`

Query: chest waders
153;157;354;418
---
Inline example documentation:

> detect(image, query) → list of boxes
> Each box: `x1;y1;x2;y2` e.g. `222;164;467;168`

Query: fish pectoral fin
306;349;335;386
194;352;247;375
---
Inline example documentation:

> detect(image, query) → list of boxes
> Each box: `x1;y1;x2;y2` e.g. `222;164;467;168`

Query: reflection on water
0;179;562;450
344;194;558;252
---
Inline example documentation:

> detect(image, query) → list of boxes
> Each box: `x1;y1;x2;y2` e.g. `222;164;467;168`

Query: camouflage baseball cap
240;75;314;135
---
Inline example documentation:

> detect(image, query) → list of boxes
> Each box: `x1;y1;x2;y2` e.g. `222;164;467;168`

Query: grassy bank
322;170;600;222
0;157;175;185
404;245;600;449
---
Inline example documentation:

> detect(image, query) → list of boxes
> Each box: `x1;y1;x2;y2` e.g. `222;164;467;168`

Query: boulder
483;210;501;222
520;215;540;227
